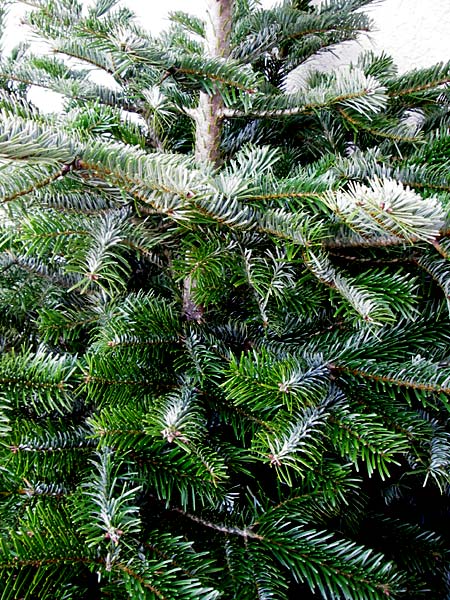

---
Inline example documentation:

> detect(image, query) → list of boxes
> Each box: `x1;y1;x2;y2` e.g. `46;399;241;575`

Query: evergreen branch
36;308;99;345
222;348;331;416
233;2;371;63
144;531;218;587
1;0;449;597
327;408;409;478
351;391;434;444
224;540;290;600
0;113;79;164
215;395;275;434
82;373;149;388
1;252;83;289
223;69;385;118
115;563;170;600
322;233;416;249
362;515;447;576
248;191;323;202
0;346;78;414
253;406;329;485
137;448;229;507
387;60;450;98
170;506;262;539
0;484;70;499
147;385;206;446
335;357;450;396
8;423;92;455
172;56;258;94
421;427;450;491
255;520;406;600
0;164;69;204
323;176;444;243
74;448;141;571
0;556;97;569
304;249;408;325
337;108;420;142
90;291;182;352
116;555;221;600
0;66;137;112
63;208;133;295
415;251;450;315
239;246;297;326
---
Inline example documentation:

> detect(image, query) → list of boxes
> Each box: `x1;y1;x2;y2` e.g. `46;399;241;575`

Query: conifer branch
1;0;449;597
171;506;262;539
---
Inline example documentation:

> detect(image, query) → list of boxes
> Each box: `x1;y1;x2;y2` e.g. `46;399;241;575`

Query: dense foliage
0;0;449;597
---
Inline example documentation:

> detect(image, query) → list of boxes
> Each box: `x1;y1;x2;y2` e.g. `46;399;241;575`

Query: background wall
367;0;450;72
313;0;450;74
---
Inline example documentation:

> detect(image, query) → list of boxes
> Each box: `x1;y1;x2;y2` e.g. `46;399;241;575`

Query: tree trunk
193;0;233;165
184;0;234;321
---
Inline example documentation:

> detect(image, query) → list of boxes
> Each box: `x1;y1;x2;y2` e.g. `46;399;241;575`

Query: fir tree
0;0;449;598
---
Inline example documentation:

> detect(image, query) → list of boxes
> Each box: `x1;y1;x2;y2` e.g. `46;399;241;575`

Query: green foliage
0;0;449;598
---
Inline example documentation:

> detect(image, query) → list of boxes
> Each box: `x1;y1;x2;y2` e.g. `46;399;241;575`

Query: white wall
346;0;450;73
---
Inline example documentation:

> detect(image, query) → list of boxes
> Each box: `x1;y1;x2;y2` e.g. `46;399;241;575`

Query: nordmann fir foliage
0;0;449;597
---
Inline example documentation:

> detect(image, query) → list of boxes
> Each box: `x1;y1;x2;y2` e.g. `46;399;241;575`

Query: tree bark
183;0;234;321
193;0;233;165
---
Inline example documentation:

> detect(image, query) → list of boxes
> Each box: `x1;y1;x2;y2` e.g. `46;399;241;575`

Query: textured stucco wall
364;0;450;72
292;0;450;77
